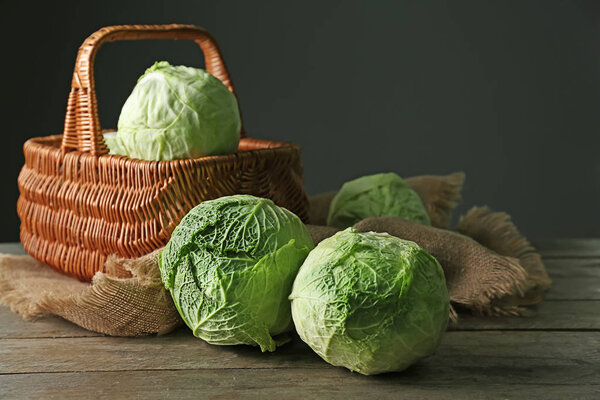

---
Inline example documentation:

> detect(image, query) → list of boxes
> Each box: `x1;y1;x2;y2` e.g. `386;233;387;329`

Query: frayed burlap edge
0;255;87;317
405;172;465;229
457;206;552;315
0;250;182;336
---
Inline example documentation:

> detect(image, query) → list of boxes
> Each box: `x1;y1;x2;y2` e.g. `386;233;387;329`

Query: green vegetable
102;131;126;156
290;228;449;375
108;61;241;160
327;172;431;228
159;195;314;352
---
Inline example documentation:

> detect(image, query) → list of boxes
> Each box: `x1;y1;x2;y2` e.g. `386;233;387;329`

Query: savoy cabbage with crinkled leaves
159;195;314;352
290;228;449;375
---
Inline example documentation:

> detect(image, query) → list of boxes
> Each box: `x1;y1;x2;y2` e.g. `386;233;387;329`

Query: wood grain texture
2;298;596;340
0;243;25;255
1;370;599;400
452;299;600;331
1;331;598;384
0;308;102;339
1;240;599;400
533;238;600;258
544;258;600;300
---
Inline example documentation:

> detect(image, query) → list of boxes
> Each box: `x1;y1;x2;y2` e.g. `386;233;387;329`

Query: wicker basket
17;24;309;281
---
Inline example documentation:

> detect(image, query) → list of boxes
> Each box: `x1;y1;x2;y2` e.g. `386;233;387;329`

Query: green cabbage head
327;172;430;228
107;61;241;160
159;195;314;352
290;228;449;375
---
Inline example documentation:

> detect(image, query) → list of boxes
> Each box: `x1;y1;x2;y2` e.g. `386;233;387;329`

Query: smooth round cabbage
290;228;449;375
327;173;430;228
159;195;314;352
109;61;241;160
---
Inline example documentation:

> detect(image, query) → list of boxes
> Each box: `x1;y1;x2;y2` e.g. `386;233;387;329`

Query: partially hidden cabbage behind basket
327;172;431;228
104;61;241;161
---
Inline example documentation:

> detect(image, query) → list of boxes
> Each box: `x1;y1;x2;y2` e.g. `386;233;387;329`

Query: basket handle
61;24;244;155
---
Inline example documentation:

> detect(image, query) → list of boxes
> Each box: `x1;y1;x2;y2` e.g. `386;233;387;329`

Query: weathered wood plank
1;331;598;386
1;297;596;342
1;369;598;400
0;240;598;399
533;238;600;258
1;297;597;341
452;300;600;331
544;259;600;300
0;243;25;255
0;307;102;339
0;330;320;374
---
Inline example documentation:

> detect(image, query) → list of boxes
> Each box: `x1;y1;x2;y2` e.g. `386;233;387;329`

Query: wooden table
1;240;599;399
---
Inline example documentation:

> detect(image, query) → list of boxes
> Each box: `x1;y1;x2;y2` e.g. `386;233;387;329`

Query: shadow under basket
16;24;309;281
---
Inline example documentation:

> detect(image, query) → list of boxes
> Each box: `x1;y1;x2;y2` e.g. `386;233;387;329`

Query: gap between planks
2;331;598;379
1;369;599;400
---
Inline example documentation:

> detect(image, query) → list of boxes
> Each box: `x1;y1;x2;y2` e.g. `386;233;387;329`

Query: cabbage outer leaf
113;61;241;160
327;172;431;228
160;195;314;352
290;228;449;375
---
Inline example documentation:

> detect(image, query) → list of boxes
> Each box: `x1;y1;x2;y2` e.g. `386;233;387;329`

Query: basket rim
24;134;301;165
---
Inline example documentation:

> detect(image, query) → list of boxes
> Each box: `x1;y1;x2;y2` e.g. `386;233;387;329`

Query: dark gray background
2;0;599;241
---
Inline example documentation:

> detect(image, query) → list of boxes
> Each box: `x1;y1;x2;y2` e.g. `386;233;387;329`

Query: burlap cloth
0;172;551;336
0;250;181;336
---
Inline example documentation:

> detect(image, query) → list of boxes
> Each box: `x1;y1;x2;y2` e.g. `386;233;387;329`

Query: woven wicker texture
17;25;309;281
